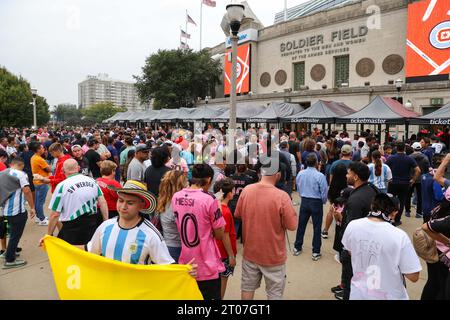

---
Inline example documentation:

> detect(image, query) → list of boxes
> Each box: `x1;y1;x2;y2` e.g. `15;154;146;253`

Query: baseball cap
411;142;422;151
341;144;352;155
135;144;150;153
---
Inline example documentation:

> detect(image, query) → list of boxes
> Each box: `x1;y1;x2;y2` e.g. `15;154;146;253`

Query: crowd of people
0;124;449;300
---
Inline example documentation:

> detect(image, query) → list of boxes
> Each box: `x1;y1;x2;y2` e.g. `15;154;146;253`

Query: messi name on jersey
175;198;195;207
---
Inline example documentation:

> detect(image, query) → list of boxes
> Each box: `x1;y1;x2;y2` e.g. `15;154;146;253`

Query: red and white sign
406;0;450;80
224;43;251;96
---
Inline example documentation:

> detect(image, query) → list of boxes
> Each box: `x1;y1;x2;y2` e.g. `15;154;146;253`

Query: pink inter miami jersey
172;188;225;281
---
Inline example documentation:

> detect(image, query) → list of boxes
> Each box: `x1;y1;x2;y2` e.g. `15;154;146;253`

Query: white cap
411;142;422;151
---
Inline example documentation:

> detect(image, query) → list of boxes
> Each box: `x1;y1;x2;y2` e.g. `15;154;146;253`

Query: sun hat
108;180;157;214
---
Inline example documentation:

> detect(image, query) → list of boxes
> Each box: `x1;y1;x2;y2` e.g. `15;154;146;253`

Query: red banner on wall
406;0;450;82
224;43;251;96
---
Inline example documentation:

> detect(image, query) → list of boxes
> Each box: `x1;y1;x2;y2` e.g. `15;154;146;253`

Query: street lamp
395;79;403;101
226;3;245;132
31;88;38;129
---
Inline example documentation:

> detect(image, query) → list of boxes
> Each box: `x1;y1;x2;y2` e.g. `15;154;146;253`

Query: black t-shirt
85;150;101;179
144;165;171;197
76;156;90;176
228;173;254;214
343;183;378;231
386;153;418;184
288;140;300;163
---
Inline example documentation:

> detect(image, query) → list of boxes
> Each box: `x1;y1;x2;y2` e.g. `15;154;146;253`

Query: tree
53;104;82;124
81;102;127;123
0;66;51;127
134;49;222;109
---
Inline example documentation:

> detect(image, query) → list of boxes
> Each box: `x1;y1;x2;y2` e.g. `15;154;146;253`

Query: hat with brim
108;180;157;214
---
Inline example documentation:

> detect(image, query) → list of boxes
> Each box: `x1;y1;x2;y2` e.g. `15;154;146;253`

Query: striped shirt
87;218;174;265
48;173;103;222
368;163;393;191
3;169;29;217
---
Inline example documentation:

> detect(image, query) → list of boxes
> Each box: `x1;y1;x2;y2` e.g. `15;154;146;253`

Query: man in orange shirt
235;156;297;300
30;143;51;225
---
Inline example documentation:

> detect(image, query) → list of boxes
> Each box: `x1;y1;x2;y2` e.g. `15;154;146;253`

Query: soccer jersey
172;188;226;281
3;169;29;217
368;163;393;190
49;173;103;222
87;217;174;265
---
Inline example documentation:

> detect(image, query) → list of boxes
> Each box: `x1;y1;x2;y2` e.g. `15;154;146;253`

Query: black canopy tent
281;100;354;124
409;102;450;126
245;102;304;123
336;96;420;141
208;103;267;123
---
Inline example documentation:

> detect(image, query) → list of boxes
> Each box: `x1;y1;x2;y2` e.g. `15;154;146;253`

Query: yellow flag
43;236;203;300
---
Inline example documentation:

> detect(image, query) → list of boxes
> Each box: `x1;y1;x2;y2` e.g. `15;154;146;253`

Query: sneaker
405;212;411;218
0;251;5;259
312;253;322;261
321;230;328;239
293;248;302;256
334;291;344;300
38;219;49;226
331;284;344;294
15;247;22;253
415;214;423;219
334;254;341;264
3;259;27;269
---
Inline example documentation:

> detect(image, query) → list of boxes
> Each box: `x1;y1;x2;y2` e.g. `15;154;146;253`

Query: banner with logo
224;43;251;96
43;236;203;300
406;0;450;82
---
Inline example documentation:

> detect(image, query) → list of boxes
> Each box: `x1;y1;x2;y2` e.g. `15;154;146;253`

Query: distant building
78;73;147;111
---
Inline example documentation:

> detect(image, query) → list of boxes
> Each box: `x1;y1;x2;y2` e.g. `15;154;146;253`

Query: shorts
220;258;235;278
58;213;100;245
241;258;286;300
197;277;221;300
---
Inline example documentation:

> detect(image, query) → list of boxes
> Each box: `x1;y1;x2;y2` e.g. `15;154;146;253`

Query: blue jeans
167;246;181;264
35;184;49;221
294;198;324;254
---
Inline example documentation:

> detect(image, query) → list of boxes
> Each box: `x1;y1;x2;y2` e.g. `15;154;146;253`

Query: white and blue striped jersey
368;163;393;191
3;169;29;217
87;217;175;265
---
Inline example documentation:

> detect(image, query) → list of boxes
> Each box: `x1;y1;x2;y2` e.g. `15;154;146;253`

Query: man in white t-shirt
45;159;108;245
342;193;421;300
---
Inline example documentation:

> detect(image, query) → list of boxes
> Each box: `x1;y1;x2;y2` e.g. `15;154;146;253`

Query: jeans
294;198;323;254
388;183;410;223
34;184;49;221
5;212;28;263
167;246;181;264
406;182;422;216
115;167;121;183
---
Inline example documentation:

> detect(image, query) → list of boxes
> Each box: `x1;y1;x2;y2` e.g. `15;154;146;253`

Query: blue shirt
296;167;328;204
330;159;351;176
386;153;417;184
421;173;444;217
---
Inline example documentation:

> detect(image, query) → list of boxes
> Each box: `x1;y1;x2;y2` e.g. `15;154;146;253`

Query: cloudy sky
0;0;308;107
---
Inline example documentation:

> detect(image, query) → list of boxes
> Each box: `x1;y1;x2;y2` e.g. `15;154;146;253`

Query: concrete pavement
0;193;428;300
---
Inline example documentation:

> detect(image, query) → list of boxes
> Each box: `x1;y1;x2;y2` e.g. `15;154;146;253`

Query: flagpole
199;0;202;51
186;9;189;47
284;0;288;21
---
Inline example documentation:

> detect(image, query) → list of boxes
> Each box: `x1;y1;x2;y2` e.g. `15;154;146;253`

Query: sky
0;0;308;107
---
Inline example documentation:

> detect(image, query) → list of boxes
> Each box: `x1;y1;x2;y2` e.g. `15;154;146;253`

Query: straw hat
108;180;157;214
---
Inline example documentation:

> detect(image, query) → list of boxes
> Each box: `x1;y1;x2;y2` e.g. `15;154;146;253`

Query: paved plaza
0;193;428;300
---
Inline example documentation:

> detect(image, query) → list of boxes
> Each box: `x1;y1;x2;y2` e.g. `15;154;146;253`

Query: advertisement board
224;43;251;96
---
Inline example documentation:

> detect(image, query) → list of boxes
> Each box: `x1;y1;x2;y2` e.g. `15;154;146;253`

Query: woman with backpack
421;187;450;300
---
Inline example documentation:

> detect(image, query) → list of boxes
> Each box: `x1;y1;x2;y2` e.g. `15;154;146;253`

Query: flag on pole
180;41;189;49
202;0;216;8
187;14;197;26
181;29;191;39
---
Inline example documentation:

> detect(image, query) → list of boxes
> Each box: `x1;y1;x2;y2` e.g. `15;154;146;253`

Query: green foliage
81;102;127;123
53;104;81;124
0;66;50;127
134;49;222;109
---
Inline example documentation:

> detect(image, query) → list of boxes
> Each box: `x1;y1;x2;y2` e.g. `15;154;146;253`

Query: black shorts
58;213;101;245
220;258;235;278
0;217;6;238
197;277;221;300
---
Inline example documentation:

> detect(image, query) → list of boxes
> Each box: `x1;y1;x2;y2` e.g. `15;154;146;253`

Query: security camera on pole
31;88;38;129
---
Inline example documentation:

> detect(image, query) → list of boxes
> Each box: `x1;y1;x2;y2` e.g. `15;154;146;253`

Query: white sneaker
34;218;41;223
38;219;49;226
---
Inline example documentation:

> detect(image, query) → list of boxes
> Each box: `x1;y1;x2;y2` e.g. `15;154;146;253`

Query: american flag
181;29;191;39
202;0;216;8
180;41;189;49
187;14;197;26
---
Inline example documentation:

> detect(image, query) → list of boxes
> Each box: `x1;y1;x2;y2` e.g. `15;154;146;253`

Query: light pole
226;3;245;132
395;79;403;101
31;88;38;129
